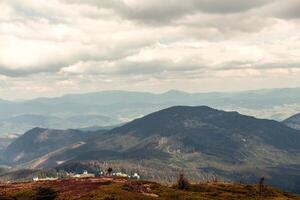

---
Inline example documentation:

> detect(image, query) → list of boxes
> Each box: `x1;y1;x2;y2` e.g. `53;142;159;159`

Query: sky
0;0;300;100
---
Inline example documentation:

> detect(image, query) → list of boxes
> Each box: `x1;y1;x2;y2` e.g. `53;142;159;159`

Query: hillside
283;113;300;130
15;106;300;193
2;128;106;165
0;177;299;200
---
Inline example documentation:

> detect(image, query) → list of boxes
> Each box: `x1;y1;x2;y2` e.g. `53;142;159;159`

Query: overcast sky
0;0;300;99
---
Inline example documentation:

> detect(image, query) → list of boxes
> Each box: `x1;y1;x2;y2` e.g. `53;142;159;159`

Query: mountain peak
142;105;220;120
109;105;300;151
26;127;48;134
162;105;216;112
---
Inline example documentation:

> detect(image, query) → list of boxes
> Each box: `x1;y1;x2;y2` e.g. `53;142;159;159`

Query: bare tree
177;173;190;190
259;176;266;194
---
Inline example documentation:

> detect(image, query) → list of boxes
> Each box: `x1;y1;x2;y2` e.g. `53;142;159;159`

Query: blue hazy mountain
1;88;300;137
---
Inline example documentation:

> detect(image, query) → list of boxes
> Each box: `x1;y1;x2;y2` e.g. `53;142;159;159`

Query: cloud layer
0;0;300;99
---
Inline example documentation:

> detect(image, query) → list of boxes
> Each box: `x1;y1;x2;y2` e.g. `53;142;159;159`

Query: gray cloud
62;0;272;24
112;61;203;75
0;65;57;77
215;61;300;72
1;0;300;99
271;0;300;19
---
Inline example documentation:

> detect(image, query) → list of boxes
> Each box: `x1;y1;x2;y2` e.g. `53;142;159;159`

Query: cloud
62;0;272;24
0;0;300;99
263;0;300;19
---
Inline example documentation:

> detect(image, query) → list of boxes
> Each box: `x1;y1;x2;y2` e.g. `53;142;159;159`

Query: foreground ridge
0;177;299;200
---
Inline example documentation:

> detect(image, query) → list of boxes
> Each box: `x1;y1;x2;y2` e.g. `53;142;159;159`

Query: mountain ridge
3;106;297;192
2;106;300;192
2;88;300;137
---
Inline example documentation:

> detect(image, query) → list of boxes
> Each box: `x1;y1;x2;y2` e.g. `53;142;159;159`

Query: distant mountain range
1;87;300;137
2;106;300;193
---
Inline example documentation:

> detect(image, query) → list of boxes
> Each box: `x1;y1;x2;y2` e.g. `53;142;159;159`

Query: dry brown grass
0;177;299;200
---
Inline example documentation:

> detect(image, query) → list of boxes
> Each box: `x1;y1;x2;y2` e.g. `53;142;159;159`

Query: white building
72;170;95;178
33;177;58;182
115;172;130;178
132;173;140;179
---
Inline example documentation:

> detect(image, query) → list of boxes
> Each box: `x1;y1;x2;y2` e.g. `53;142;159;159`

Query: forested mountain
3;106;299;192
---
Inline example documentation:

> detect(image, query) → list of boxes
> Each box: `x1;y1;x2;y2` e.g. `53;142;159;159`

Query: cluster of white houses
113;172;140;179
33;177;58;181
33;170;140;182
68;170;96;178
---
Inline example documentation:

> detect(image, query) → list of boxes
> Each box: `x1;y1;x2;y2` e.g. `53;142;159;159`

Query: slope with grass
0;177;299;200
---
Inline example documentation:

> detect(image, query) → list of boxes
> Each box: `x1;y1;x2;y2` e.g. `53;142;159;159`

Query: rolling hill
5;106;299;193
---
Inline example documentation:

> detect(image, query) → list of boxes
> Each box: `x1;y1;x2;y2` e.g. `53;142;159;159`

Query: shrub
177;173;190;190
8;189;36;200
36;187;58;200
107;167;113;176
259;176;267;195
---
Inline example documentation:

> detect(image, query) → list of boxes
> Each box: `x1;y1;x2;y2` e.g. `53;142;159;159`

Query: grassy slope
0;177;299;200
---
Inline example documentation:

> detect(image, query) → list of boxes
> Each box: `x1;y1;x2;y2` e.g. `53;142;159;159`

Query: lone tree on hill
107;167;113;176
259;176;266;194
177;173;190;190
36;187;58;200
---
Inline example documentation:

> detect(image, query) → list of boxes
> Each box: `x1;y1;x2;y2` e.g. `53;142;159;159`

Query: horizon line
2;86;300;102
